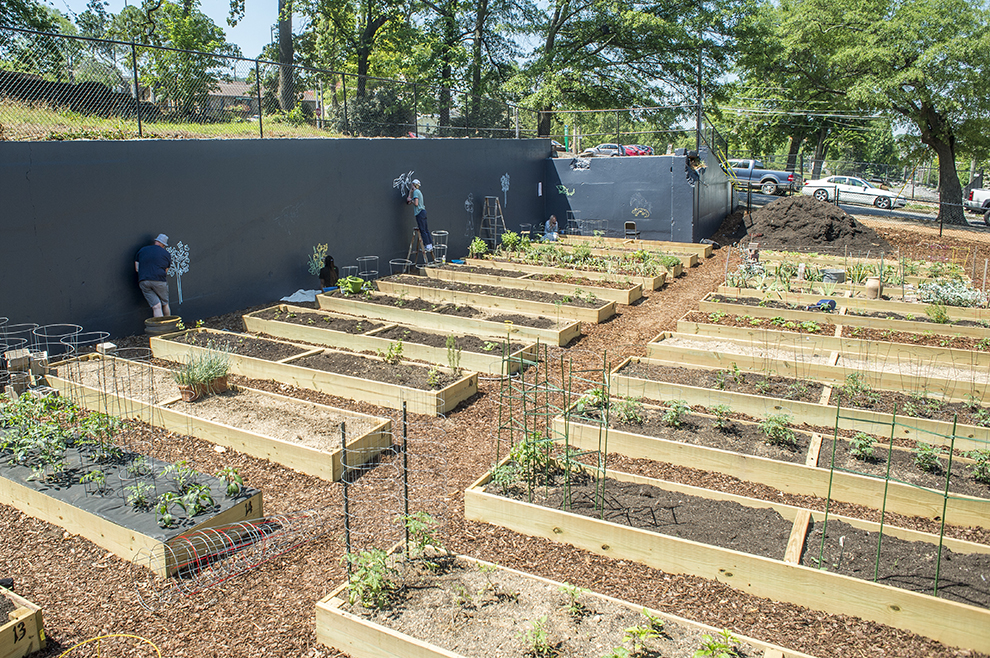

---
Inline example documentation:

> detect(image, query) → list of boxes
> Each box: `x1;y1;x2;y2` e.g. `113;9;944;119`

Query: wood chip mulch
1;234;985;658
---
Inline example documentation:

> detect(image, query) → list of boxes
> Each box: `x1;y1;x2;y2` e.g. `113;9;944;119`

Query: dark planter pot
145;315;182;336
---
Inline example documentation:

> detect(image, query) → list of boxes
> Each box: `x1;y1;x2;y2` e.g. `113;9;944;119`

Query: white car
802;175;906;210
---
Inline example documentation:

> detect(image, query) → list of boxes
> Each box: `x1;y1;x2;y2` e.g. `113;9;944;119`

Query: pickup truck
965;188;990;217
726;159;803;196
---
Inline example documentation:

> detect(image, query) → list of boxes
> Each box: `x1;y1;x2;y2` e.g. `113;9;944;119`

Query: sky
52;0;282;59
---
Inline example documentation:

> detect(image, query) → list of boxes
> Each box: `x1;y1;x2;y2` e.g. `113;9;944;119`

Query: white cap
412;179;421;186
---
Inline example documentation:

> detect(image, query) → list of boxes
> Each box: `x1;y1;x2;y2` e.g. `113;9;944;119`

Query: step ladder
480;196;507;248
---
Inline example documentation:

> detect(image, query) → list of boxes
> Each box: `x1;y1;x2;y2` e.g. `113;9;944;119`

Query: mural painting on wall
500;173;510;207
630;193;652;218
393;171;416;198
167;241;190;305
464;193;475;238
570;158;591;171
556;185;575;197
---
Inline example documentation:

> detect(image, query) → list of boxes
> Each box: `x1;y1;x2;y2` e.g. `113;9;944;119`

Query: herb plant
760;414;796;448
344;548;398;609
849;433;875;461
914;442;944;473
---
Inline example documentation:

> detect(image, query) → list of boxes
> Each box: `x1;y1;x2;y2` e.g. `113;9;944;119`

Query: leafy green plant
490;463;521;493
80;468;107;493
925;303;951;324
711;404;732;430
501;230;522;251
344;548;399;609
156;492;180;528
517;616;554;657
914;442;944;473
918;280;986;307
377;339;403;365
614;397;645;424
760;414;796;448
708;310;727;323
216;465;243;496
713;370;727;390
967;449;990;484
125;482;154;509
602;648;631;658
171;343;231;392
179;483;215;516
730;363;744;384
161;459;197;493
446;335;461;373
755;378;772;395
660;254;681;269
850;432;875;461
400;511;444;569
624;623;660;655
427;365;442;388
574;387;609;415
482;341;497;352
695;628;738;658
799;320;821;333
662;400;689;428
559;581;588;617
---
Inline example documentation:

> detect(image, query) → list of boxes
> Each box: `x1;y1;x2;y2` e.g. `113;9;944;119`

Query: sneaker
425;244;433;252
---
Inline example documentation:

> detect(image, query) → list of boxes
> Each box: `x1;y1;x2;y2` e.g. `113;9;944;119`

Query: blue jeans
415;210;433;248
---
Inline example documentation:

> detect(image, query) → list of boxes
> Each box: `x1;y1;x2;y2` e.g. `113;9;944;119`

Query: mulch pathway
2;239;986;657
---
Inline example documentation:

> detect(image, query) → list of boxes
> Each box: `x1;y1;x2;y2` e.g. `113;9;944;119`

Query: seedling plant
760;414;797;448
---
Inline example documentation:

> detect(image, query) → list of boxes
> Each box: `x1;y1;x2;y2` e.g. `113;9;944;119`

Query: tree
508;0;753;136
227;0;295;110
771;0;990;225
110;1;240;118
0;0;60;34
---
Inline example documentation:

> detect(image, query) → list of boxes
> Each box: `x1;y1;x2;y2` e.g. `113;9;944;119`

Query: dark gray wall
1;138;549;338
545;148;732;242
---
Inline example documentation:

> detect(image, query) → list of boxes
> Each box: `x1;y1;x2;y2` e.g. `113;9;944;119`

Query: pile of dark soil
745;196;892;251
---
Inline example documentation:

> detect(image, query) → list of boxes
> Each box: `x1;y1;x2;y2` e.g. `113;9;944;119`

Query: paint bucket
822;269;845;284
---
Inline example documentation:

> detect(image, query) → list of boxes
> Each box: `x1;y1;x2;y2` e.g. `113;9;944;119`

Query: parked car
631;144;655;155
802;175;906;209
622;145;646;156
726;159;803;195
550;139;566;152
579;143;623;157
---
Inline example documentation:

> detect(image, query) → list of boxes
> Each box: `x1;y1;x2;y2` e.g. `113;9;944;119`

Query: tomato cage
133;510;327;610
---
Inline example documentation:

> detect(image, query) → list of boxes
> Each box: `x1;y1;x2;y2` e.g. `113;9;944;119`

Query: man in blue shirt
409;179;433;257
135;233;172;318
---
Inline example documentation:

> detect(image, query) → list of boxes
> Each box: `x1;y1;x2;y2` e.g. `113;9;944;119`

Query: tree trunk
537;109;551;137
278;0;295;112
784;135;801;173
469;0;489;118
918;103;965;226
811;126;829;179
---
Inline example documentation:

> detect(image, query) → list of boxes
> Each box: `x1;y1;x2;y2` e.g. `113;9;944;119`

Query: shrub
918;280;986;307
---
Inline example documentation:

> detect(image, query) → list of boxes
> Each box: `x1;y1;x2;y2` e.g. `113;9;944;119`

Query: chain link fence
0;26;539;141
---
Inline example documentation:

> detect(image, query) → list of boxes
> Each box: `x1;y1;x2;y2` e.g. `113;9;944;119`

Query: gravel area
2;225;987;658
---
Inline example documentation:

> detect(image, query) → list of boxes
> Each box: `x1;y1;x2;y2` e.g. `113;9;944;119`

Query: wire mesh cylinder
357;256;379;280
389;258;413;275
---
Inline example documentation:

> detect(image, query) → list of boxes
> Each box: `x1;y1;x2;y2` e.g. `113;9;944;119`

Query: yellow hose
57;634;162;658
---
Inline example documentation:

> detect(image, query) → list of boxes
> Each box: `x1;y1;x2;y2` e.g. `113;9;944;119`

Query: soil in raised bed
373;325;528;354
619;361;826;404
387;274;604;309
842;324;990;351
0;593;15;619
802;518;990;608
292;351;458;389
347;555;770;658
581;407;809;464
164;388;379;452
324;291;558;328
55;358;179;405
494;472;793;560
442;264;634;290
168;332;307;361
684;309;838;337
817;436;990;500
252;308;387;334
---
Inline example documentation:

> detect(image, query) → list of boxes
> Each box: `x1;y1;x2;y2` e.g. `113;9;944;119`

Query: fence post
255;60;264;138
130;42;142;138
615;109;620;152
342;74;348;135
413;83;418;137
514;107;519;138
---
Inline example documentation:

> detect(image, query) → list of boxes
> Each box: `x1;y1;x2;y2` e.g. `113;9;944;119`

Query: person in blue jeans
409;179;433;257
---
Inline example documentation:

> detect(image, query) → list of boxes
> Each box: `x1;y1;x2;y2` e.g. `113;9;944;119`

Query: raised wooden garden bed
423;264;643;305
716;285;990;322
553;412;990;531
465;257;666;290
0;448;262;578
48;354;392;482
243;305;536;375
699;294;990;339
554;241;698;269
0;587;45;658
640;334;988;403
151;329;477;416
316;553;814;658
758;250;969;281
317;292;581;347
608;356;990;453
672;321;990;369
464;466;990;653
375;278;617;324
559;234;714;259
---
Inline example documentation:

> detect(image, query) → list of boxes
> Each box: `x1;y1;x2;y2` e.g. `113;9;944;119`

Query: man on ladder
406;179;434;265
